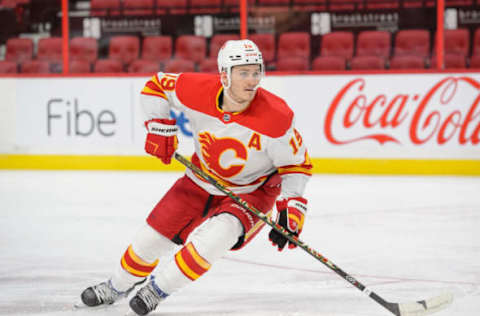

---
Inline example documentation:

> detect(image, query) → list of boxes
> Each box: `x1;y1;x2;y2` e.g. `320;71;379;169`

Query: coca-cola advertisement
264;73;480;159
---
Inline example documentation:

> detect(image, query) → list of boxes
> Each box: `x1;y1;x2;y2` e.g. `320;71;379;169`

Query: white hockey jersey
141;72;312;196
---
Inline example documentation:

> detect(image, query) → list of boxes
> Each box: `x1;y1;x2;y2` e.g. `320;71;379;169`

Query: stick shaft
174;153;398;315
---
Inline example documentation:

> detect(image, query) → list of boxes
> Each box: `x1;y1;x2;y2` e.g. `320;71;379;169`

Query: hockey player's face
229;65;262;102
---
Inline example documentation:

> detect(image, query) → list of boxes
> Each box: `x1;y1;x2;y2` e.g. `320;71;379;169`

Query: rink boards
0;72;479;175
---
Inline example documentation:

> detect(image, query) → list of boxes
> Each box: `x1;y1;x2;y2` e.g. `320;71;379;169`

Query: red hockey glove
269;197;307;251
144;118;178;164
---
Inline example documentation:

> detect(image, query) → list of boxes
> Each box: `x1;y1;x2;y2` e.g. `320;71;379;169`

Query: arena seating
164;58;195;72
249;33;276;65
37;37;63;63
94;59;123;73
0;60;17;73
394;29;430;57
350;55;385;70
128;59;161;73
141;36;172;62
293;0;326;12
21;60;50;73
69;60;92;73
0;0;30;8
328;0;364;11
3;25;480;74
277;32;311;60
389;55;425;69
276;56;309;71
435;29;470;57
320;31;354;60
123;0;154;15
5;38;33;63
472;28;480;56
223;0;255;12
209;34;240;58
90;0;121;16
366;0;399;9
190;0;222;14
430;54;467;69
312;56;346;70
174;35;207;64
470;55;480;68
198;58;218;73
70;37;98;63
108;36;140;66
356;30;391;58
156;0;187;14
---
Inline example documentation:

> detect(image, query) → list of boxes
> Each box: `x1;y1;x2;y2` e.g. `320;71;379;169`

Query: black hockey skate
81;279;145;307
129;277;169;315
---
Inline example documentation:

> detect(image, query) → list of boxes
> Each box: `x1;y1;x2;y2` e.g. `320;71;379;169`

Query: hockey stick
174;152;453;316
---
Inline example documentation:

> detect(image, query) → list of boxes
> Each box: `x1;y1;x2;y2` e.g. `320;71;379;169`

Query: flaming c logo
199;132;247;178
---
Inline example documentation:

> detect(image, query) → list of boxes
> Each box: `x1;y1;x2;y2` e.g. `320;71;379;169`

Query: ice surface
0;170;479;316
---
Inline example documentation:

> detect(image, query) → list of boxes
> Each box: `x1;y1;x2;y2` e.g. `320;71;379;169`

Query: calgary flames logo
198;132;247;178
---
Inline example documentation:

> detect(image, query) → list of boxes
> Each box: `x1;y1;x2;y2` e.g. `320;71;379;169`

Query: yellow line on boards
0;155;479;176
0;154;182;171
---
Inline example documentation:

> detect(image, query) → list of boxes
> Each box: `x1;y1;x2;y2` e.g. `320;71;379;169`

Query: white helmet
217;39;264;89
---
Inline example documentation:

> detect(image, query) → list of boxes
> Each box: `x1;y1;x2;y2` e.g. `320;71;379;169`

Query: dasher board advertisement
4;73;480;162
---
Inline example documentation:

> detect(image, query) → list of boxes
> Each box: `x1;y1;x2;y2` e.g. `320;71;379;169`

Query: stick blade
398;293;454;316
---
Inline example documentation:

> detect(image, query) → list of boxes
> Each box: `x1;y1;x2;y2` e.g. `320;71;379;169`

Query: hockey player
80;39;312;315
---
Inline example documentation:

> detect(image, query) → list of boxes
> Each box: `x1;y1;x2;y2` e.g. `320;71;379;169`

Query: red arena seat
277;32;311;60
198;58;218;73
276;56;309;71
472;28;480;56
430;54;466;69
142;36;172;62
329;0;364;10
69;60;91;73
21;60;50;73
109;36;140;66
94;59;123;73
394;29;430;57
389;55;425;69
294;0;326;12
164;59;195;72
156;0;187;14
190;0;222;14
128;59;161;73
224;0;255;11
70;37;98;62
5;38;33;63
1;0;30;8
445;0;473;6
175;35;207;64
356;30;391;58
209;34;240;57
403;0;435;7
37;37;63;63
0;61;18;73
249;33;275;65
443;29;470;57
320;31;354;60
312;56;346;70
350;56;385;70
123;0;154;15
258;0;290;3
470;55;480;68
90;0;121;16
366;0;399;9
